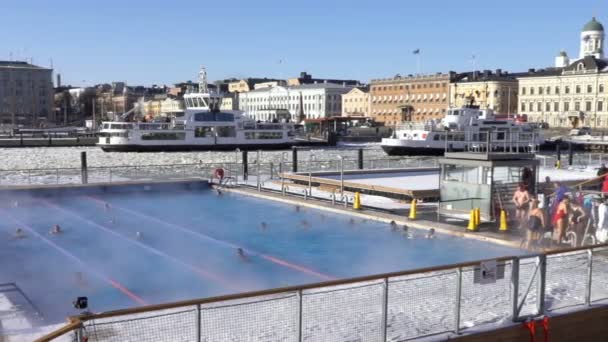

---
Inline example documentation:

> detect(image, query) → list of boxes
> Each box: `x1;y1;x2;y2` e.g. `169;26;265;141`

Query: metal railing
34;243;608;342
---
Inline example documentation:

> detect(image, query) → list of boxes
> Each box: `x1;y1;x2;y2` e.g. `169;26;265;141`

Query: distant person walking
512;183;531;229
597;164;608;192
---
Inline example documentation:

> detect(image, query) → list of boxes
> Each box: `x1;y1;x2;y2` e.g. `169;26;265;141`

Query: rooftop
0;61;50;70
583;17;604;32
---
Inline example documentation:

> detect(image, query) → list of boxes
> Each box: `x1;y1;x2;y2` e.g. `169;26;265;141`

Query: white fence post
585;249;593;306
454;267;462;334
536;255;546;315
381;277;389;341
297;289;303;342
196;303;202;342
511;258;520;321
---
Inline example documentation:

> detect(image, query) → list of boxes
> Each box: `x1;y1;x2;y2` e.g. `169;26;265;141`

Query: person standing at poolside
512;183;531;228
552;196;571;244
525;199;545;249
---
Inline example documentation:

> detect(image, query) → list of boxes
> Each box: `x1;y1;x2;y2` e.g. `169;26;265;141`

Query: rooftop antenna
198;66;208;93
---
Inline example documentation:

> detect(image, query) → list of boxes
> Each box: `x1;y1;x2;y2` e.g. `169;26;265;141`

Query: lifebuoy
214;168;225;180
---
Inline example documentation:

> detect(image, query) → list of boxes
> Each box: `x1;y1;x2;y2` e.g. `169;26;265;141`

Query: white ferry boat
98;68;299;152
381;106;545;156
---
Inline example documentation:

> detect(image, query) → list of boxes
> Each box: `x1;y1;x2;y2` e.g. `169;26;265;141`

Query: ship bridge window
216;126;236;137
194;112;234;122
245;132;283;139
194;127;213;138
141;132;186;140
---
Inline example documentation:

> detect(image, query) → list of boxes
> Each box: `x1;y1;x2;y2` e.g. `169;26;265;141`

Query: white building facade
518;17;608;128
239;83;353;121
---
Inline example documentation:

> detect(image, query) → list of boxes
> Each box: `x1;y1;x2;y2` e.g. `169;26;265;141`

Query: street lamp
337;155;344;196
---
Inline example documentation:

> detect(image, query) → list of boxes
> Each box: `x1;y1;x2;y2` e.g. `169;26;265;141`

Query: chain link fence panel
545;251;588;311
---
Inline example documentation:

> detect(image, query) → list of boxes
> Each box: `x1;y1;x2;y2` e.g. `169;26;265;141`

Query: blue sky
0;0;605;86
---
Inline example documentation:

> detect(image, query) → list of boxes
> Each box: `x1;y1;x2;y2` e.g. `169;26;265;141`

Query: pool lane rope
84;196;337;281
1;211;147;306
40;200;242;292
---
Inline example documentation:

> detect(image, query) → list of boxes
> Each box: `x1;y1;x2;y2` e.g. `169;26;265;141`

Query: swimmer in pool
260;221;267;230
295;205;301;212
14;228;24;239
50;224;62;235
104;203;110;211
426;228;436;239
135;231;143;240
402;225;414;239
237;247;248;261
216;188;222;196
389;220;397;230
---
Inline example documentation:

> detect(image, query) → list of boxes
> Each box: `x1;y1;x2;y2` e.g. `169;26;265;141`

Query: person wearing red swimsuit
552;196;570;244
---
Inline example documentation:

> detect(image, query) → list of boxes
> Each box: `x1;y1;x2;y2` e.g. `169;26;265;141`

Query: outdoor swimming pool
0;182;524;326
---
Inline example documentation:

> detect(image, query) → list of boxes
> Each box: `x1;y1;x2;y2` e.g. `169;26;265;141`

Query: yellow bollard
467;209;477;231
474;208;481;227
555;160;561;169
353;192;361;210
408;199;417;220
499;209;508;231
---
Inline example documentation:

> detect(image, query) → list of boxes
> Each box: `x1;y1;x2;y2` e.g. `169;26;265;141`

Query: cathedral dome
583;17;604;32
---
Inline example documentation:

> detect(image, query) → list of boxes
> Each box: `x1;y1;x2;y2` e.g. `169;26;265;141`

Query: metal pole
511;258;520;322
454;267;462;334
340;158;344;195
235;149;240;183
536;255;546;315
358;148;363;170
297;289;303;342
381;277;389;341
56;168;59;184
257;150;261;191
196;303;202;342
585;249;593;306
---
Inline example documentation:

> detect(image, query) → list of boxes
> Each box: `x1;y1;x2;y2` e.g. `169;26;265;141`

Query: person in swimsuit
50;224;62;235
426;228;436;239
525;199;545;249
14;228;24;239
260;222;267;230
237;248;248;261
512;183;531;229
568;201;588;241
552;196;570;244
389;220;397;230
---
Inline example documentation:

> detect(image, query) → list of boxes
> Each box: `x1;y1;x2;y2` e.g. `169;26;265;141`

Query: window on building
522;87;526;95
599;101;604;111
586;101;592;111
565;86;570;94
555;86;560;94
576;85;581;94
600;84;605;93
554;102;559;112
546;102;551;112
575;102;580;111
521;103;526;112
538;87;543;95
537;102;541;112
564;102;570;111
588;85;593;93
546;87;551;95
530;87;535;95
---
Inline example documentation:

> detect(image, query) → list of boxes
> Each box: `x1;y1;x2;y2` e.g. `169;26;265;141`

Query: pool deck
225;186;524;249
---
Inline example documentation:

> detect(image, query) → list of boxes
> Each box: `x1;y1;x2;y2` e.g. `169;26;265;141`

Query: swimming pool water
0;183;523;325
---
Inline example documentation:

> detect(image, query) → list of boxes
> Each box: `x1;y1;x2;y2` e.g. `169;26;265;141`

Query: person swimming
216;188;222;196
295;205;301;212
135;231;143;240
104;203;110;211
260;221;268;230
237;247;248;261
426;228;436;239
389;220;397;230
14;228;24;239
50;224;62;235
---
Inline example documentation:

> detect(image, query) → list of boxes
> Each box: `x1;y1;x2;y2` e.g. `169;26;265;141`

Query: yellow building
341;87;370;117
450;70;519;114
